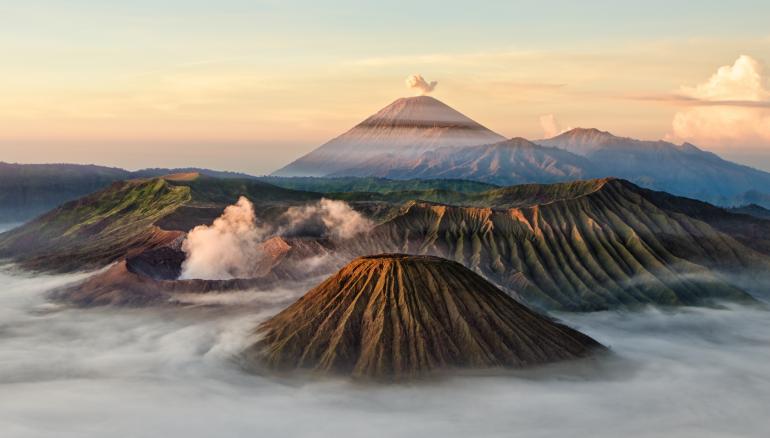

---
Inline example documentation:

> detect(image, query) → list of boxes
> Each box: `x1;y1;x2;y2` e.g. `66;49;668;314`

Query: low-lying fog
1;265;770;437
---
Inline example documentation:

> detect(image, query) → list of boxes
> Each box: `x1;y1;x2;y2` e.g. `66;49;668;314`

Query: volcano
272;96;505;177
246;254;604;380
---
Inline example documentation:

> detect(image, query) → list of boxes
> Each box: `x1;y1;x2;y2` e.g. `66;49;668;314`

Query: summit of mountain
271;96;505;177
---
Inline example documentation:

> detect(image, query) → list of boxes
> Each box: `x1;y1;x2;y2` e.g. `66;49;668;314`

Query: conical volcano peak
553;127;619;142
246;254;605;380
361;96;488;129
271;96;504;177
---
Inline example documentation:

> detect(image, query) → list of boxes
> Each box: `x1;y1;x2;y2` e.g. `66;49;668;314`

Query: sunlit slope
248;254;604;380
349;179;766;310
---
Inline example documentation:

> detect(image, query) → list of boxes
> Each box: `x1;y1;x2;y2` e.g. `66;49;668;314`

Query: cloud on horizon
666;55;770;148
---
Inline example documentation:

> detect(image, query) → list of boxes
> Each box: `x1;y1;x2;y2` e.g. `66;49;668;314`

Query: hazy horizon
2;1;770;174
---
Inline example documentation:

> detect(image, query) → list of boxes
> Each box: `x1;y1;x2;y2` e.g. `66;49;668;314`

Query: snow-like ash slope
272;96;505;177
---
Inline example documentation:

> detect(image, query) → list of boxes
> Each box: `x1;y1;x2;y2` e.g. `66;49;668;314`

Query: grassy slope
260;176;498;194
332;179;607;207
0;178;191;271
0;174;322;271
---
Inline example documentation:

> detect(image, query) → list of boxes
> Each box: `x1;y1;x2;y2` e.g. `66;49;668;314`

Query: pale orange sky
2;1;770;173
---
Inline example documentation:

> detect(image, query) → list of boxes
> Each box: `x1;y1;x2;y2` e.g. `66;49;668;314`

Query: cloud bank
3;265;770;438
406;74;438;96
669;55;770;148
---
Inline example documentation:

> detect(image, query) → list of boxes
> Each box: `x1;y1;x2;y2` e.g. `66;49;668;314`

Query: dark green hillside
330;179;607;207
260;176;497;194
172;174;321;204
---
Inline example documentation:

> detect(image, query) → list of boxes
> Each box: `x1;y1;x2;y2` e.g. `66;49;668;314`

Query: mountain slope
0;174;322;271
0;178;190;271
346;179;767;311
272;96;505;177
247;254;604;380
332;137;594;184
537;128;770;206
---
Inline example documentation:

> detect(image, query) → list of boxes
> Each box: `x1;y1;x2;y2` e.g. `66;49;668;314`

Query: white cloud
669;55;770;147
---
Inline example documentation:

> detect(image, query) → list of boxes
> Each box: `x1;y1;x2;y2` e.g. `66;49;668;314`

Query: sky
1;0;770;174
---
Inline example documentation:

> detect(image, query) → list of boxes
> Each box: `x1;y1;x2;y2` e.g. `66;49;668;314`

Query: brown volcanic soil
52;236;342;307
247;254;604;380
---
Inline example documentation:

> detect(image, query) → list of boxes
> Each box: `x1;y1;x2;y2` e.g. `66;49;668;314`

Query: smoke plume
180;196;271;280
406;74;438;95
180;197;371;280
278;198;373;240
539;114;571;138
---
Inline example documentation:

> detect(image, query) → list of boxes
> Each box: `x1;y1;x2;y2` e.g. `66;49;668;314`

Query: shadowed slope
248;254;604;380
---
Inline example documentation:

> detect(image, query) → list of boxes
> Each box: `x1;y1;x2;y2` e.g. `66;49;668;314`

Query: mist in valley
2;260;770;438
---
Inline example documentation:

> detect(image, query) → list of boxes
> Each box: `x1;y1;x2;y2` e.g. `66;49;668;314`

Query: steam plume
539;114;571;138
180;196;270;280
406;74;438;95
180;197;372;280
278;198;373;240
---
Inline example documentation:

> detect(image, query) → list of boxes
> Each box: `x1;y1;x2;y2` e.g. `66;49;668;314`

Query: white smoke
539;114;572;138
180;197;372;280
180;196;271;280
279;198;373;240
406;74;437;96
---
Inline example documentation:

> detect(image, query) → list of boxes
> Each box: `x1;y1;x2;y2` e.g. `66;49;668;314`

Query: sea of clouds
1;256;770;438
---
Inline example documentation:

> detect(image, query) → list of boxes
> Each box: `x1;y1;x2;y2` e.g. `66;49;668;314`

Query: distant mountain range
0;162;504;224
273;97;770;208
0;163;261;223
4;96;770;222
537;128;770;205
